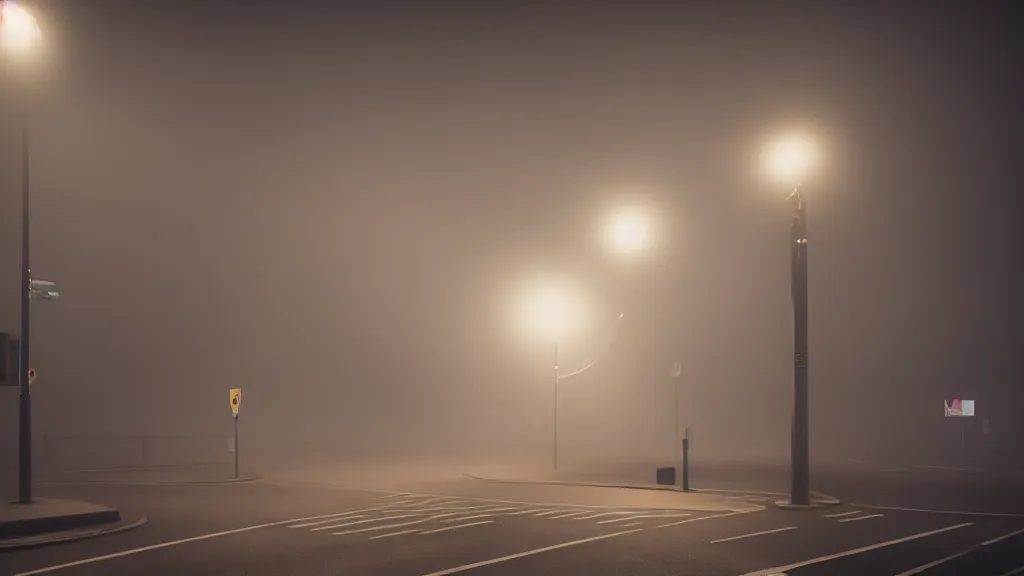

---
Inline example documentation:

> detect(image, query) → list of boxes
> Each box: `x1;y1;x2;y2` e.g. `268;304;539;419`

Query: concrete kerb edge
773;490;842;510
0;516;148;551
38;474;261;487
461;472;683;493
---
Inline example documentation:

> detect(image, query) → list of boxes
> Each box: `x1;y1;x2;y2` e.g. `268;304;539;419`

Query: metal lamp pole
553;341;559;470
788;185;810;506
18;109;33;504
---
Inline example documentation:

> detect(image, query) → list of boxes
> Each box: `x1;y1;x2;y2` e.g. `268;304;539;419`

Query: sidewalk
0;497;145;549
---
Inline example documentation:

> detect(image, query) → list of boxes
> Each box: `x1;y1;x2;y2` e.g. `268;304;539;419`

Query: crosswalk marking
838;513;884;523
311;514;424;531
824;510;862;518
421;521;494;535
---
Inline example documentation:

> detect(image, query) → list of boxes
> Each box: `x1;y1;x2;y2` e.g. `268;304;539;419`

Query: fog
2;1;1021;481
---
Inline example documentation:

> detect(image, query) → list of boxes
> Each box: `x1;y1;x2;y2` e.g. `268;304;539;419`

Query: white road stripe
711;526;796;544
290;514;366;528
548;511;592;519
850;503;1024;518
890;527;1024;576
737;523;974;576
838;513;884;523
420;520;494;534
824;511;862;518
534;510;570;517
597;514;689;524
11;508;398;576
657;510;760;529
618;522;643;527
573;511;643;520
505;509;549;515
979;526;1024;546
311;514;423;531
418;529;643;576
369;529;420;540
441;514;498;523
1000;565;1024;576
376;493;413;499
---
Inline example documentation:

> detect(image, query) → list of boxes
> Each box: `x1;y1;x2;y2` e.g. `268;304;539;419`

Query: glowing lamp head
0;1;41;54
764;134;818;185
518;279;581;341
603;208;652;255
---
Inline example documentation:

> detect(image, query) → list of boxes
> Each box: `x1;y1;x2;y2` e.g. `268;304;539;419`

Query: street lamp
2;0;42;505
763;133;819;507
518;279;581;470
603;207;653;255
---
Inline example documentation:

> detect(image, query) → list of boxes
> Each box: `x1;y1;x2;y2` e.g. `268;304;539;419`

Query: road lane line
11;508;397;576
534;510;570;516
618;522;642;527
838;513;884;523
710;526;796;544
657;509;760;528
440;514;499;523
597;513;689;524
979;526;1024;546
824;510;862;518
311;514;423;531
418;529;643;576
573;511;644;520
370;529;421;540
890;527;1024;576
1000;565;1024;576
420;520;494;534
505;509;548;515
737;522;974;576
376;493;413;499
850;503;1024;518
548;511;592;519
289;515;366;528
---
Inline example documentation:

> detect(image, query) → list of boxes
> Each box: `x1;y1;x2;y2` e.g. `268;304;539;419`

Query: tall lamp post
519;281;580;471
765;134;818;507
2;0;43;505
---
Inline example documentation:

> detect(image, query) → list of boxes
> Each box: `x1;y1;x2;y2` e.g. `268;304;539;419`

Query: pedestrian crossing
281;492;696;541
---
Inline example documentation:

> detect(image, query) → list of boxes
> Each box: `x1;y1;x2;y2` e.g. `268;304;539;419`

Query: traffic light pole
789;187;810;506
18;111;33;505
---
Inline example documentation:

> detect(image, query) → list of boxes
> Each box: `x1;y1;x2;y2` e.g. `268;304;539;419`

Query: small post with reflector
229;388;241;479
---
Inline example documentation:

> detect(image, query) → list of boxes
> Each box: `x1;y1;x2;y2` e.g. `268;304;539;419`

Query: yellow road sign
230;388;242;416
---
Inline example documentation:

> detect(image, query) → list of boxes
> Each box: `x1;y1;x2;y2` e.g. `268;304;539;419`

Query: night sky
1;0;1021;469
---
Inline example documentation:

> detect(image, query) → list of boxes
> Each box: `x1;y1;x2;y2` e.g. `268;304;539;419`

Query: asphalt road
1;466;1023;576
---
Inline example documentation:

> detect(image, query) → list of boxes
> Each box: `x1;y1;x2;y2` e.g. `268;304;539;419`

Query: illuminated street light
0;1;42;54
762;132;821;507
2;0;43;505
518;279;581;342
764;134;818;185
603;207;652;255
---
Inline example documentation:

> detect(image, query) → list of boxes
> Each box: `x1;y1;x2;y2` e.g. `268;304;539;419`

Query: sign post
229;388;241;479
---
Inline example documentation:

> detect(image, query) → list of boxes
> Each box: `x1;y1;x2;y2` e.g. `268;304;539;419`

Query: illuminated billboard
944;398;975;417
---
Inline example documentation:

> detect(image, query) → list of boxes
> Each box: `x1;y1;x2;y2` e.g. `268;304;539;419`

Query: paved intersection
2;476;1023;576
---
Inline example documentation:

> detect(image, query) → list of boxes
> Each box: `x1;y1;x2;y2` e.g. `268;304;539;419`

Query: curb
0;508;121;540
39;475;261;487
462;473;683;493
773;491;842;510
0;516;148;551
